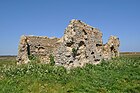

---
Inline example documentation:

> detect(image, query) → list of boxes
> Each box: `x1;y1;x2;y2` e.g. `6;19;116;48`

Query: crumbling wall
17;36;60;64
102;36;120;60
54;20;103;68
17;19;120;68
17;36;30;64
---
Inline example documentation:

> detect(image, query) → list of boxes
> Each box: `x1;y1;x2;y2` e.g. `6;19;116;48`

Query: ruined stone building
17;19;120;68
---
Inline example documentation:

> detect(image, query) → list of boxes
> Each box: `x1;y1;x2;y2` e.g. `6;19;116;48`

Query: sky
0;0;140;55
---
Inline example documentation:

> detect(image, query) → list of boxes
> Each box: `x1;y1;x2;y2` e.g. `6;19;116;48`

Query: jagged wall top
54;19;103;68
17;19;120;69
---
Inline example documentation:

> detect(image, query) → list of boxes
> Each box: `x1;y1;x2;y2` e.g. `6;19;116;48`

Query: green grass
0;56;140;93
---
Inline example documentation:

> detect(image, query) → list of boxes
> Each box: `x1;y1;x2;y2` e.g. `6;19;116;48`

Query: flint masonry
17;19;120;69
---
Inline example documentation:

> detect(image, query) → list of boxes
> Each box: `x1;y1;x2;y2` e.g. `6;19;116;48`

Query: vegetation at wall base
0;56;140;93
49;54;55;66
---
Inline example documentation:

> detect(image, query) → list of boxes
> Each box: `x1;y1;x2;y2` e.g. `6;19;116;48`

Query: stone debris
17;19;120;68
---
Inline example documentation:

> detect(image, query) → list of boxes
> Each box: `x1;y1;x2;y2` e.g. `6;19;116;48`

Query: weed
49;54;55;66
72;48;77;57
28;55;40;63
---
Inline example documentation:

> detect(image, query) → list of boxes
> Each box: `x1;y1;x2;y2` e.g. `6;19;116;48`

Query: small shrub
28;55;40;63
28;55;36;60
49;54;55;66
72;48;77;57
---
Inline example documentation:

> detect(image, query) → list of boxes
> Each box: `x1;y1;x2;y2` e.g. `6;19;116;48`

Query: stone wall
17;19;120;68
54;20;103;68
102;36;120;60
16;36;60;64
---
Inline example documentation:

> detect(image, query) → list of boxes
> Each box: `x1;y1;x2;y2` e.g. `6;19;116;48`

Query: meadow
0;53;140;93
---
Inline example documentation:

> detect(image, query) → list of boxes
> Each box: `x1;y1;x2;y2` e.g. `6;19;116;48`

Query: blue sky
0;0;140;55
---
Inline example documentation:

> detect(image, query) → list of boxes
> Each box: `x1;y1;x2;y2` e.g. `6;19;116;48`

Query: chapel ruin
17;19;120;68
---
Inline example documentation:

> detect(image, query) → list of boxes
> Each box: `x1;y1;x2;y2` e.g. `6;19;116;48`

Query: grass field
0;53;140;93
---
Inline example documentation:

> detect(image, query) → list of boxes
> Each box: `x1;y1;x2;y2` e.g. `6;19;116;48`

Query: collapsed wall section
16;36;60;64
